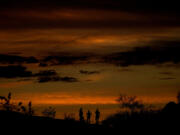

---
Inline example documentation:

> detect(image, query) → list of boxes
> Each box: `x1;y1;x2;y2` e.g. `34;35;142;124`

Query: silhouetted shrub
116;94;144;112
42;107;56;118
0;92;13;111
64;113;75;121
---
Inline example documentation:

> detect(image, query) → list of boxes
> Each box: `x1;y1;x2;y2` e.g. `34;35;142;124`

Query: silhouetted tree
86;110;92;124
95;109;100;124
0;93;23;112
64;113;75;121
17;102;23;112
116;94;144;112
17;102;27;114
79;108;84;122
21;106;27;113
3;92;12;111
0;96;6;104
42;107;56;119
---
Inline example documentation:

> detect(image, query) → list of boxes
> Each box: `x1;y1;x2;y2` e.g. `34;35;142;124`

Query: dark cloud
38;76;78;83
0;0;179;13
158;71;175;81
79;70;100;75
41;54;94;66
0;65;32;78
34;69;79;83
34;70;57;77
17;78;33;82
0;65;78;83
0;54;38;64
103;40;180;67
34;70;79;83
38;76;58;83
39;63;48;67
159;77;176;80
0;0;179;29
118;68;134;72
37;39;180;67
59;77;79;83
0;12;179;30
0;38;179;82
159;72;173;75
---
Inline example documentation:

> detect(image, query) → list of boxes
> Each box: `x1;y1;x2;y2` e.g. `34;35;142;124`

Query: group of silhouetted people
79;108;100;124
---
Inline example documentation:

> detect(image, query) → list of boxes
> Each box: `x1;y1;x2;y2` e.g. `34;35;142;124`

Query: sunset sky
0;0;180;105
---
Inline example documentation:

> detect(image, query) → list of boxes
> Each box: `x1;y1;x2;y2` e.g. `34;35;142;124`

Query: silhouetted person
7;92;11;104
95;109;100;124
79;108;84;122
28;101;34;116
86;110;92;124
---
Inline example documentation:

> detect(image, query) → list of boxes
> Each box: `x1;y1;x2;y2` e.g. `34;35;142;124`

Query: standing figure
79;108;84;122
28;101;34;116
95;109;100;124
86;110;92;124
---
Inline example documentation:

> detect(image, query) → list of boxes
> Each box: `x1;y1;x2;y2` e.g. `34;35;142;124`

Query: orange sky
8;91;176;105
0;0;180;107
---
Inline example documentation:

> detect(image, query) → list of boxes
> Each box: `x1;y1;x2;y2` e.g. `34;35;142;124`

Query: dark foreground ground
0;103;179;134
